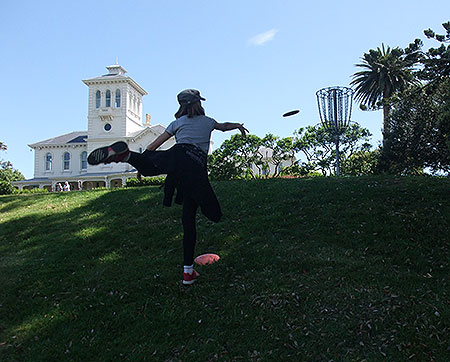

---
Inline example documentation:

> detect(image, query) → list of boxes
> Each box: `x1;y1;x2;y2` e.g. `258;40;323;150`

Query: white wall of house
31;129;177;180
33;144;88;178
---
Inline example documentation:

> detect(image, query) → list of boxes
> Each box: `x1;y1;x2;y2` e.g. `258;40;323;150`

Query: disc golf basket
316;86;354;175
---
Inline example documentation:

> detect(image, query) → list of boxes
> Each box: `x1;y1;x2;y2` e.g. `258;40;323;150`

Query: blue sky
1;0;449;178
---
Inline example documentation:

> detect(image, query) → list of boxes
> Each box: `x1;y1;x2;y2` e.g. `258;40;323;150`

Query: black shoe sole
87;141;129;165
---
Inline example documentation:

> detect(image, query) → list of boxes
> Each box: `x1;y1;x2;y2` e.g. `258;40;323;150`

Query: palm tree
350;44;419;148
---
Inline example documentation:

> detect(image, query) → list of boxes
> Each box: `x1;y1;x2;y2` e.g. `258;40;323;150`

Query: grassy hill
0;176;449;361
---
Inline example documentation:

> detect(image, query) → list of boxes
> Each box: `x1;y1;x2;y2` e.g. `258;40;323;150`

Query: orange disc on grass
194;253;220;266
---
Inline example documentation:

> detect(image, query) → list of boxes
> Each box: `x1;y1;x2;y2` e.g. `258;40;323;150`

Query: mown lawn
0;176;449;361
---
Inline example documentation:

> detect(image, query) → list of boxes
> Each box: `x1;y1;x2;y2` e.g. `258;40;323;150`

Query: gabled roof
127;124;166;141
29;131;87;148
68;135;88;143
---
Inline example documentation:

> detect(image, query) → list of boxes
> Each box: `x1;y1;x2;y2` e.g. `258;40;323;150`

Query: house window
105;90;111;107
63;152;71;170
80;151;87;170
45;153;52;171
115;89;121;107
96;90;101;108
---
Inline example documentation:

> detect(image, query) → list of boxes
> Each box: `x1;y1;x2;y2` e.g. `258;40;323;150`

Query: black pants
128;151;166;176
128;151;199;266
182;196;199;266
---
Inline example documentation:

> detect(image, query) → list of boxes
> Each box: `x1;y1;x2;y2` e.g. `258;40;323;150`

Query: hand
239;124;249;137
137;172;142;182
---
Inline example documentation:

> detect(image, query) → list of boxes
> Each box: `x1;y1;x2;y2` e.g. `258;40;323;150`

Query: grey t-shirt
165;115;217;154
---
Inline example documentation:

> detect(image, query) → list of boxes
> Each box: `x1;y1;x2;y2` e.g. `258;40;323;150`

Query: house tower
82;65;148;141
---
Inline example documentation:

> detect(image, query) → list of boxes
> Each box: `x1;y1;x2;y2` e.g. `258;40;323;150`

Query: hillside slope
1;176;449;361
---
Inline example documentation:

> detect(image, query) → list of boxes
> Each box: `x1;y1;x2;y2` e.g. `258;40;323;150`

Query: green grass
0;176;449;361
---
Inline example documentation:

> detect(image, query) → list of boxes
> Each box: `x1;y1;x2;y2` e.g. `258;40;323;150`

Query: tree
341;149;380;176
0;142;25;194
377;22;450;175
259;134;296;177
208;134;263;180
350;44;420;154
208;148;242;180
422;21;450;80
208;133;297;180
208;124;372;179
293;124;372;176
388;79;450;174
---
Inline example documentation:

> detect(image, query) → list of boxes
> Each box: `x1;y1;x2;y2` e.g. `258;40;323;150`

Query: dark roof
29;131;87;147
68;135;88;143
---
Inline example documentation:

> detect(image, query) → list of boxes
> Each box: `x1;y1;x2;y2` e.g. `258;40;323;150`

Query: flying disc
283;110;300;117
194;253;220;266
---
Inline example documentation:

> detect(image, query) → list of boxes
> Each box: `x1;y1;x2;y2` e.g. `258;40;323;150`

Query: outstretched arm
214;122;249;137
146;131;172;151
137;131;172;181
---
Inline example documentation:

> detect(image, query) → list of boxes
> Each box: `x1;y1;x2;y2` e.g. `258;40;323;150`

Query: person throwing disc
88;89;248;285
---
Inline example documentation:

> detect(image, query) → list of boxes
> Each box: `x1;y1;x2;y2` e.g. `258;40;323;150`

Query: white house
14;65;175;191
250;146;296;177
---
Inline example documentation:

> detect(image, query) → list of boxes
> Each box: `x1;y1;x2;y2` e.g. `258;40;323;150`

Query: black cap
177;89;206;105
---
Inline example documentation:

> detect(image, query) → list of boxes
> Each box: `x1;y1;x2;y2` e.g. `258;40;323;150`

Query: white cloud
248;28;279;46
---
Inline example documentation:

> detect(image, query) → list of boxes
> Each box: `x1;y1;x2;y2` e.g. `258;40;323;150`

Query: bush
280;163;313;177
0;180;14;195
341;150;380;176
30;188;49;194
15;188;49;194
125;176;166;187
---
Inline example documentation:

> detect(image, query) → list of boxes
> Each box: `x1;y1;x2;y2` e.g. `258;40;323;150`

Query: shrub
341;150;380;176
15;188;49;194
125;176;166;187
280;163;313;177
0;180;14;195
29;188;49;194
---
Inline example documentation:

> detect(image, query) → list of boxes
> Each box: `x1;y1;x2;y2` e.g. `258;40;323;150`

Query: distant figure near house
63;181;70;191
